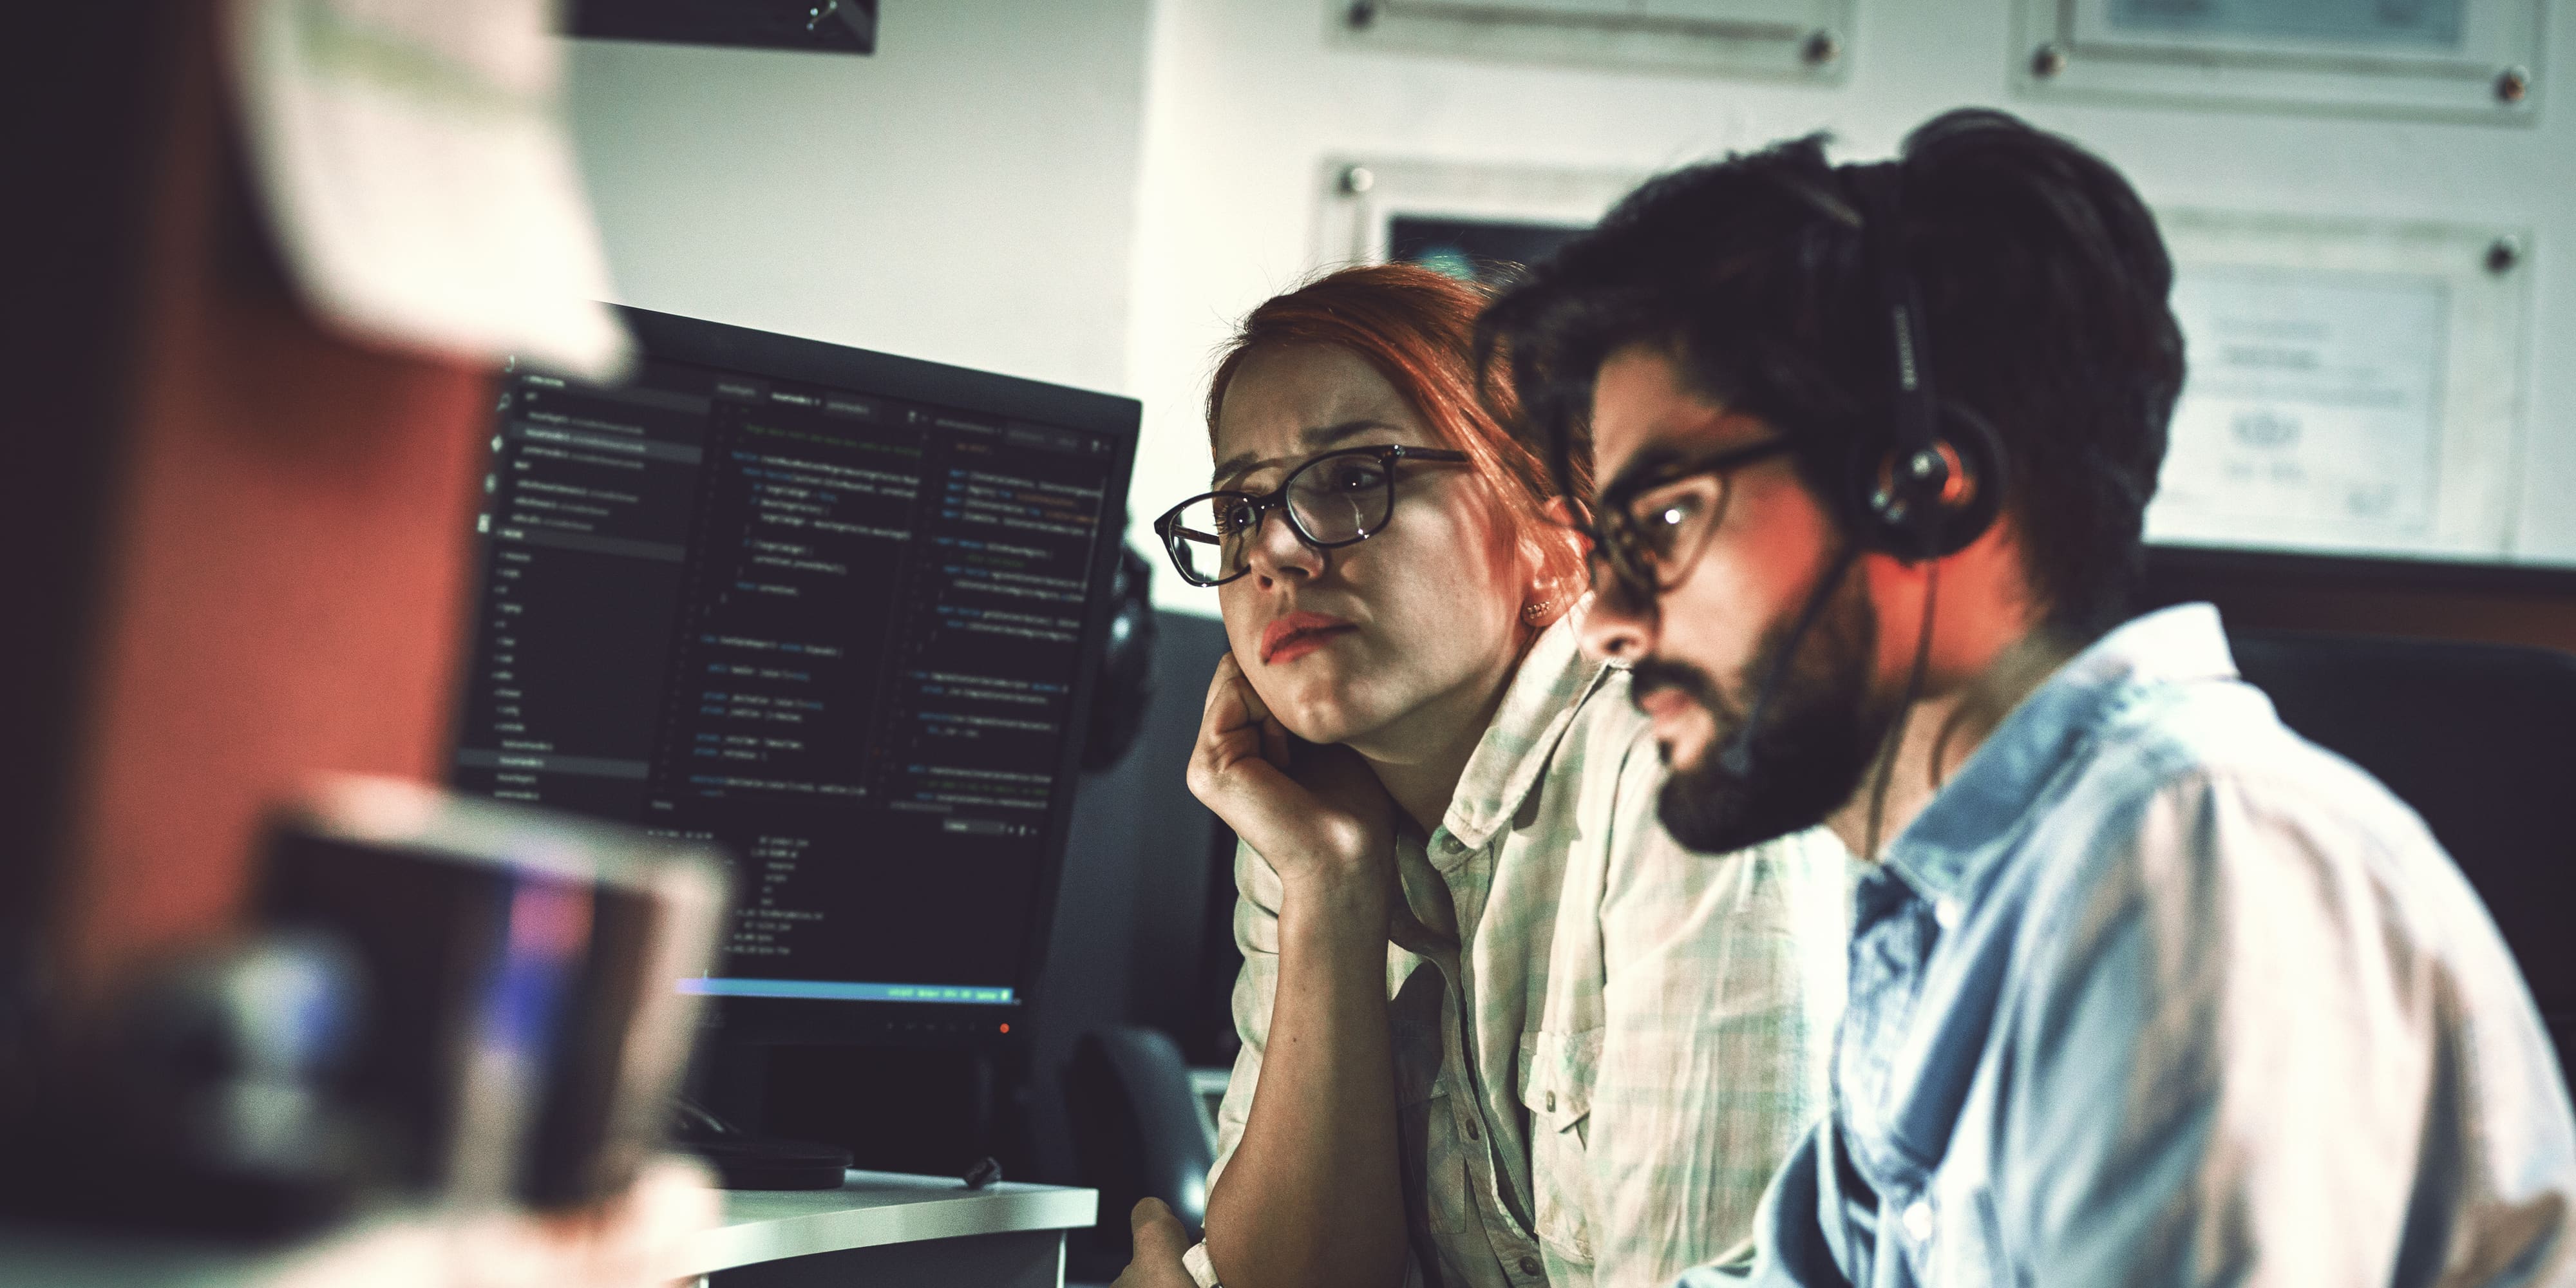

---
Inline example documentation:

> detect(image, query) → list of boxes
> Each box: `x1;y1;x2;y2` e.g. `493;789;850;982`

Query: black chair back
1063;1026;1215;1280
2230;629;2576;1088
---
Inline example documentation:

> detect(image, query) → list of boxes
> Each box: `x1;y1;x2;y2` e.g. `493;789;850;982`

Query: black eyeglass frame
1153;443;1472;588
1588;438;1796;600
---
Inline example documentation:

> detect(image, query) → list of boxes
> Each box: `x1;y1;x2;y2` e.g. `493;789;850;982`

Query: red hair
1205;263;1586;625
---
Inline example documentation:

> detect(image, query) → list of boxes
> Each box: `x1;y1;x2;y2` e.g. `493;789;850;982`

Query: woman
1141;265;1850;1288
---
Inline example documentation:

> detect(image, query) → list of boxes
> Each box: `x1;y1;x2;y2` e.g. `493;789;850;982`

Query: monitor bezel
457;304;1141;1049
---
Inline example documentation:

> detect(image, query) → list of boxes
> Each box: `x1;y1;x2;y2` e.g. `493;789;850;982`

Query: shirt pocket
1517;1026;1603;1262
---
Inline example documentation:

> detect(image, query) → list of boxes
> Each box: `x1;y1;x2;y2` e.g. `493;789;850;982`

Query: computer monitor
447;306;1140;1046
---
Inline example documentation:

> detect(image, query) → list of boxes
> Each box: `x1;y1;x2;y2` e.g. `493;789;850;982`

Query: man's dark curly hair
1477;108;2185;641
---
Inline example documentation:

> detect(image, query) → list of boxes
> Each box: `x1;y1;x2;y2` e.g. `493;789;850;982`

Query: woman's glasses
1154;444;1471;587
1587;439;1794;600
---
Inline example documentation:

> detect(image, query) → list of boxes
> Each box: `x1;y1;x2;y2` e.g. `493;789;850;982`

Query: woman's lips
1260;611;1357;665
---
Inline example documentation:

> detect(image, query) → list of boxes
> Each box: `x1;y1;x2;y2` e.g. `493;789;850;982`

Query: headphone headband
1844;162;1998;562
1855;163;1941;464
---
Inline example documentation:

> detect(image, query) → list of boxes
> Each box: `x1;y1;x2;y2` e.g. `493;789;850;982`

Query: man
1468;108;2576;1285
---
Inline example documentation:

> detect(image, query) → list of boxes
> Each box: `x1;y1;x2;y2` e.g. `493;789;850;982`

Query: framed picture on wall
1316;156;1638;281
1332;0;1854;80
2011;0;2545;123
2145;209;2536;560
570;0;878;53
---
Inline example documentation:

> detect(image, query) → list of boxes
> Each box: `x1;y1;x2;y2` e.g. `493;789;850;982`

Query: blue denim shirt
1687;605;2576;1288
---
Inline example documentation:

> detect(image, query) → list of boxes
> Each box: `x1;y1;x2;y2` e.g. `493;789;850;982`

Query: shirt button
1519;1255;1543;1276
1463;1117;1481;1141
1933;897;1962;928
1544;1090;1557;1113
1903;1198;1935;1242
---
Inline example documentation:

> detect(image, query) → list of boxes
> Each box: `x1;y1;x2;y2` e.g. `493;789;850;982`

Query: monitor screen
447;307;1139;1043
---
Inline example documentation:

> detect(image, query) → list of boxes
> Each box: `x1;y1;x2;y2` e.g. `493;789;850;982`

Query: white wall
564;0;1155;397
557;3;2576;616
1124;1;2576;615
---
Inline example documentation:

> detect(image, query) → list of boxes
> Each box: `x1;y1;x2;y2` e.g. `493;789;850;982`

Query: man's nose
1578;574;1657;663
1245;504;1321;586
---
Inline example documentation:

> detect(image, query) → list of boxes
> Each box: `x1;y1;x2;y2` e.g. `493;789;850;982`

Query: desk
0;1170;1097;1288
689;1170;1097;1287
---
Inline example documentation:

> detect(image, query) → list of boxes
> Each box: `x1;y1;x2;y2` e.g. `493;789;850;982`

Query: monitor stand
674;1104;853;1190
679;1044;850;1190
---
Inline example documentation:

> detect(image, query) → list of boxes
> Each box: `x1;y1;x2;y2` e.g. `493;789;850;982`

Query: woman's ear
1515;504;1589;630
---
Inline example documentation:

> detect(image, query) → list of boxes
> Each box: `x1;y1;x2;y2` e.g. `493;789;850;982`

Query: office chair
2229;629;2576;1089
1063;1027;1214;1280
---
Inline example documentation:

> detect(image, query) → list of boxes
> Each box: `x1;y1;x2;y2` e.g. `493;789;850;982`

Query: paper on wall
2148;265;2449;550
227;0;632;381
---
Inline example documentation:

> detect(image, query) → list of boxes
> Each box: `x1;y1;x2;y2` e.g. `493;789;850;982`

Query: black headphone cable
1862;562;1940;860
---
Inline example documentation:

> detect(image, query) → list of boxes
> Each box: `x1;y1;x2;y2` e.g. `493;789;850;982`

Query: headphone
1842;162;2003;562
1716;163;2004;777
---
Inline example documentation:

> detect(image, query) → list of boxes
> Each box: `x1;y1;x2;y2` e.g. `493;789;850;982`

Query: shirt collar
1436;599;1621;859
1882;603;2238;904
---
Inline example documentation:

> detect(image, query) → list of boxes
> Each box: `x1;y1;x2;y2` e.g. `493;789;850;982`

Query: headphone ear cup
1847;404;2005;561
1927;403;2005;558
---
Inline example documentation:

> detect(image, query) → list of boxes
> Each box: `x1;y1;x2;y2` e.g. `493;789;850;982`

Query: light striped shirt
1189;609;1855;1288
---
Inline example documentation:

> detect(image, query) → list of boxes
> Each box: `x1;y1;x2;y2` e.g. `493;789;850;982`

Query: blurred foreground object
0;935;369;1240
261;777;728;1213
6;0;630;1034
227;0;632;377
0;1154;720;1288
2;0;676;1270
0;779;727;1245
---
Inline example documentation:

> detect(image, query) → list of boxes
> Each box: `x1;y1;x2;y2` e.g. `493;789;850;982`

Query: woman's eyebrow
1305;418;1394;450
1209;419;1401;488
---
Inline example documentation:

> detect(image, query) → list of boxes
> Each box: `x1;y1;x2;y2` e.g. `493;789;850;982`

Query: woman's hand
1188;656;1410;1288
1184;652;1396;906
1108;1199;1198;1288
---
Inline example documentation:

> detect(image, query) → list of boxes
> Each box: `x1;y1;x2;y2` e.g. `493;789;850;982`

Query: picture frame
2146;209;2536;559
1332;0;1854;81
2011;0;2546;123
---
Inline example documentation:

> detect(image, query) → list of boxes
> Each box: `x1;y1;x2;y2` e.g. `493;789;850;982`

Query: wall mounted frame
1332;0;1854;80
570;0;878;55
2011;0;2545;124
2146;209;2535;560
1317;156;1641;272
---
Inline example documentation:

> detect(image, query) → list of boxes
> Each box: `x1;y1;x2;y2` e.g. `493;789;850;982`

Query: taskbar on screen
676;978;1016;1005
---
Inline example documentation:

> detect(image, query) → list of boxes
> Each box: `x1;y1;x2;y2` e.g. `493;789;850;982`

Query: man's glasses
1588;439;1794;600
1154;444;1470;587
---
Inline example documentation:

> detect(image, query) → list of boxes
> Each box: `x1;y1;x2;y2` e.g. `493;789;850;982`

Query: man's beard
1634;570;1897;855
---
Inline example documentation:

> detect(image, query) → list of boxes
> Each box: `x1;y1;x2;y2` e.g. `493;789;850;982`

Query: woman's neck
1347;632;1531;838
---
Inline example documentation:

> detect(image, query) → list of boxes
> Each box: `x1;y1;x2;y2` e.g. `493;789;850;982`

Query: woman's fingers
1189;653;1280;808
1186;652;1396;884
1110;1199;1197;1288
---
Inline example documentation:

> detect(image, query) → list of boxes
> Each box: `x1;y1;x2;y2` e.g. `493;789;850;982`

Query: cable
1862;563;1940;859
